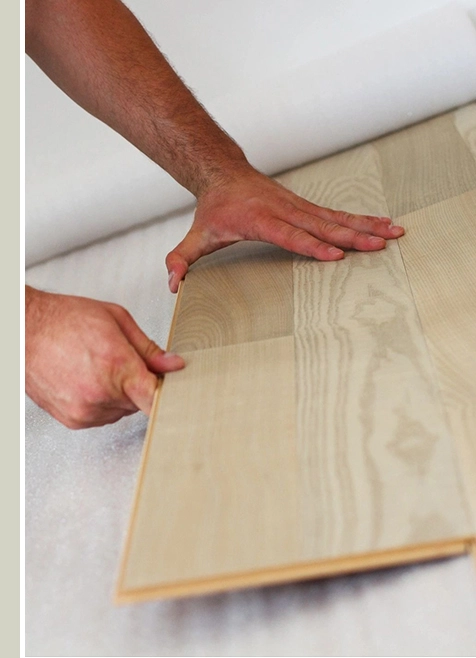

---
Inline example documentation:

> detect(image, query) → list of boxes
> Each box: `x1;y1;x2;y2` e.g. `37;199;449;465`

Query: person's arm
26;0;404;293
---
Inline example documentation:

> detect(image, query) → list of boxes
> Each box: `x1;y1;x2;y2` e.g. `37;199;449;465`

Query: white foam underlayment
25;2;476;656
25;214;476;656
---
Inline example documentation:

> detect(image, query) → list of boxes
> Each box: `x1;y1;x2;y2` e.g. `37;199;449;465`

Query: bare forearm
26;0;250;197
26;0;405;297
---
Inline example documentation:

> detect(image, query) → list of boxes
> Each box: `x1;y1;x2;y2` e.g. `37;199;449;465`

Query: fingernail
390;225;404;236
379;216;392;224
329;247;344;257
163;352;186;368
168;271;178;292
369;236;385;245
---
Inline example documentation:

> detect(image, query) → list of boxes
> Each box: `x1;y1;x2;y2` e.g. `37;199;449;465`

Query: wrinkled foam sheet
25;213;476;656
26;2;476;266
25;2;476;656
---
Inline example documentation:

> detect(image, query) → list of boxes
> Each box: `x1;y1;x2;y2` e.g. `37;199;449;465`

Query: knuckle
321;220;346;239
143;339;162;361
351;230;370;246
279;224;305;244
109;302;130;322
123;370;156;402
282;200;299;216
253;216;279;241
323;220;340;236
241;196;264;221
335;210;354;224
64;401;93;429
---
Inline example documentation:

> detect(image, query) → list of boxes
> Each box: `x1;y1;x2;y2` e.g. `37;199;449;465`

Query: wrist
194;154;255;199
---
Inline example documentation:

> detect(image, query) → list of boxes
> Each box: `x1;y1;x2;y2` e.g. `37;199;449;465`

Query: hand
25;287;185;429
166;168;404;292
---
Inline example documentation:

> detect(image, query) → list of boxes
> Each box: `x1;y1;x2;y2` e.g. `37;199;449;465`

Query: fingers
121;368;161;416
299;200;405;240
106;336;180;418
255;218;345;261
107;303;185;415
109;303;185;373
58;404;137;430
271;199;404;253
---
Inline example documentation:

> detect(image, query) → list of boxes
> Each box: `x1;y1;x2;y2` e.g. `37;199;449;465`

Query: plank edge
114;280;186;596
114;536;475;605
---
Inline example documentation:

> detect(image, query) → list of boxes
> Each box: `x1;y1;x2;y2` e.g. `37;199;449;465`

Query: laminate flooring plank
170;241;293;352
119;336;301;593
454;102;476;161
397;189;476;528
118;112;475;603
374;112;476;218
293;241;471;559
277;143;389;217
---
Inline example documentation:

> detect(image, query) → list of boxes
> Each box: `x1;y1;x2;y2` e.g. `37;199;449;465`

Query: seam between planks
394;234;476;531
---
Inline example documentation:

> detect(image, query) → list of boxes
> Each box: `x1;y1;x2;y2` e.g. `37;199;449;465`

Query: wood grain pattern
293;241;470;559
454;103;476;161
120;336;300;591
277;143;389;217
374;112;476;217
397;190;476;528
170;241;293;352
117;537;473;603
118;107;476;602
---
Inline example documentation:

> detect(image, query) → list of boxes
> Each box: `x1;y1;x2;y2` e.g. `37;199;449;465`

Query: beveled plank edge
393;185;476;221
114;280;186;598
394;191;476;531
115;537;474;604
166;279;186;352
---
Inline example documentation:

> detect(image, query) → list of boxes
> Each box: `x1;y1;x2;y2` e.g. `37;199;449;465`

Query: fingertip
166;255;188;293
168;270;179;293
328;247;344;259
368;236;387;249
160;352;186;371
390;225;405;237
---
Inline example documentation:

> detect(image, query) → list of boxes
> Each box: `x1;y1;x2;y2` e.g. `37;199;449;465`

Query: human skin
25;0;404;428
25;287;185;429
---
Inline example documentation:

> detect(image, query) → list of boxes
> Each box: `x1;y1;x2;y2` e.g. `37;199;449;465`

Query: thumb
122;367;161;416
109;305;185;373
166;227;216;293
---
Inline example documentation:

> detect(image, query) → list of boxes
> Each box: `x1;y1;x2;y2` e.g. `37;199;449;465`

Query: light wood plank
117;537;473;603
277;143;389;217
118;111;475;602
454;102;476;161
375;112;476;217
170;241;293;352
293;241;470;559
120;336;300;591
397;190;476;528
